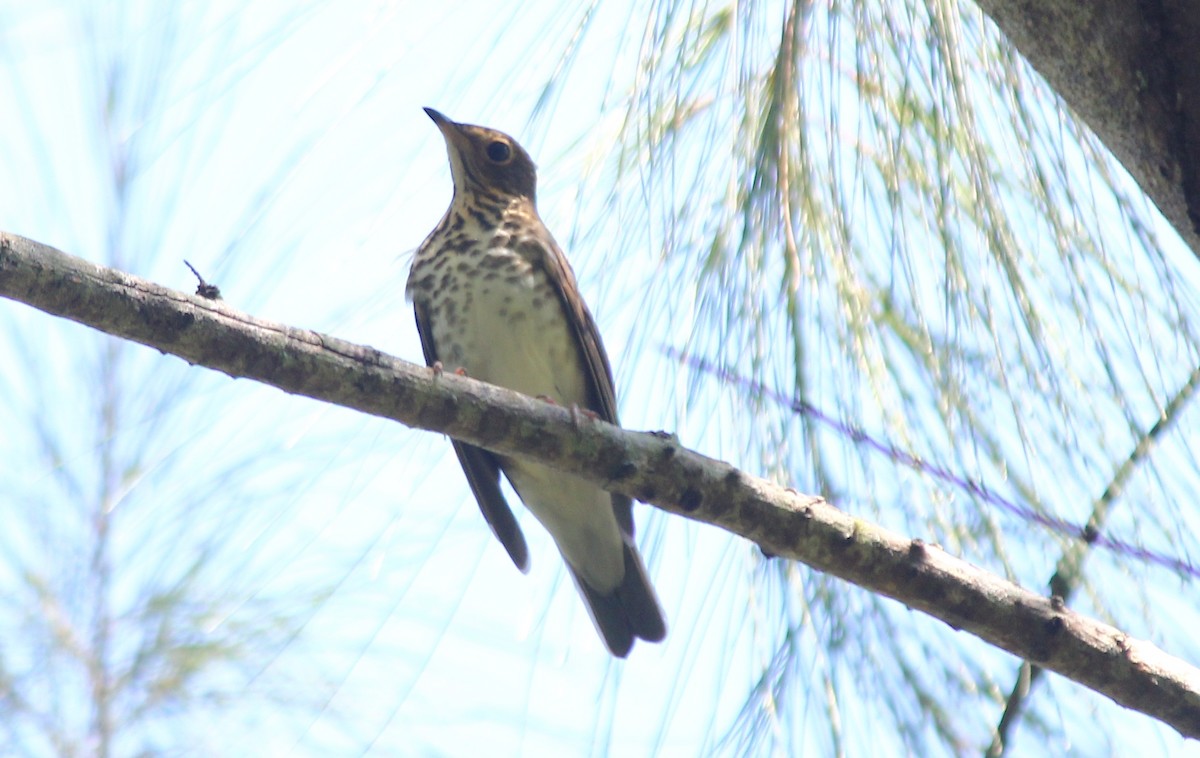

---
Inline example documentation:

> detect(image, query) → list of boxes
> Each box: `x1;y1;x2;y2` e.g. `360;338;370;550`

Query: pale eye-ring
486;140;512;163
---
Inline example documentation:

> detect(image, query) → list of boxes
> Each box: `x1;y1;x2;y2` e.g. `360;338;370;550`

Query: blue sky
0;2;765;755
3;1;1200;756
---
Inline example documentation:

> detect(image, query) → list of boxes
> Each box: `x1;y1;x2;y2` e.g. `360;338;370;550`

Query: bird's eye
485;141;512;163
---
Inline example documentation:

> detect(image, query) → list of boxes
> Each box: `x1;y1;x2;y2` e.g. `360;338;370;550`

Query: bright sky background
0;2;770;755
2;1;1200;756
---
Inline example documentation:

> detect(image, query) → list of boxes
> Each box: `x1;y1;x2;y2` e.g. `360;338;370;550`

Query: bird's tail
568;539;666;658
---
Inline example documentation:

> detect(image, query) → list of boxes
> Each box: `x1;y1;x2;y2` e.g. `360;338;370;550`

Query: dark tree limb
975;0;1200;252
2;231;1199;737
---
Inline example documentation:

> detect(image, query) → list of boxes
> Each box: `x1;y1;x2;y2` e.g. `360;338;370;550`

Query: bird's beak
425;108;477;192
424;107;466;146
424;107;452;129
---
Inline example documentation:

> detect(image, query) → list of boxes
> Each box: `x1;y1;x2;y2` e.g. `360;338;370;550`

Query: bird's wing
413;300;531;572
521;233;636;538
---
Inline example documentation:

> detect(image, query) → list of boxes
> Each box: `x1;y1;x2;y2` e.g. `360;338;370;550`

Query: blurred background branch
2;0;1199;755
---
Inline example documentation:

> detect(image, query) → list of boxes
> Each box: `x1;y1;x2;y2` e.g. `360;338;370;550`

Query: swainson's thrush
406;108;666;657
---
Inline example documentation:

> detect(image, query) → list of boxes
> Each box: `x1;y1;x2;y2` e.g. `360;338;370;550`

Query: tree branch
2;230;1198;736
975;0;1200;254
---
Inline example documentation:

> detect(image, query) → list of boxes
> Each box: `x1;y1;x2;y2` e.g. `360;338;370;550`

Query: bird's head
424;108;537;202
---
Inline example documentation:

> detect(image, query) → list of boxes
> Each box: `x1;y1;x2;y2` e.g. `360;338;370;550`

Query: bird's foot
430;363;468;378
569;404;601;426
535;394;558;405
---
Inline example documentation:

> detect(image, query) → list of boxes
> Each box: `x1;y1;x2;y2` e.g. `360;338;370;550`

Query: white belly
427;246;625;591
430;247;587;405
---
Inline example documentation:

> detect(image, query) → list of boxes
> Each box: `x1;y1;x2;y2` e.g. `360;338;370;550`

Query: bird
406;108;666;657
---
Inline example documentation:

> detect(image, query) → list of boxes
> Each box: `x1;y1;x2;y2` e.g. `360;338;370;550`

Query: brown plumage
406;108;666;656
